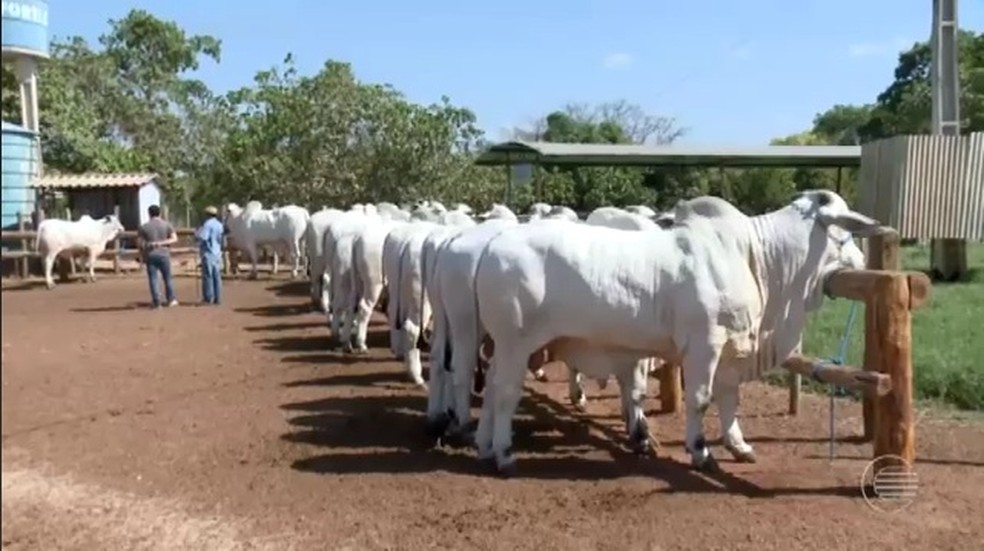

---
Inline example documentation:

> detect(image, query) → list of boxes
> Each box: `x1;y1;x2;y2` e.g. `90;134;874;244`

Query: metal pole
930;0;967;280
836;166;843;195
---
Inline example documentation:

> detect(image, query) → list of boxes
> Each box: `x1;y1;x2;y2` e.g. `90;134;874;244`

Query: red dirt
3;275;984;550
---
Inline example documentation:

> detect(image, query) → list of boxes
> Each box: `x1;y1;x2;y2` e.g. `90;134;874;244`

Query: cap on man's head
204;206;218;215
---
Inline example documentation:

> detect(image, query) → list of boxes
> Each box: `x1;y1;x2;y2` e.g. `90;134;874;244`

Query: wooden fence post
870;273;916;467
17;213;29;278
659;362;682;414
788;339;803;415
64;207;77;277
113;205;121;274
863;232;901;440
825;268;929;467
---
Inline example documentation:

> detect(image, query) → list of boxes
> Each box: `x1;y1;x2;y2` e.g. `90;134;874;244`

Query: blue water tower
2;0;49;230
1;122;40;229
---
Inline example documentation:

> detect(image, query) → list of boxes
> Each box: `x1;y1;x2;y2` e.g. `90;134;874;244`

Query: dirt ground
2;275;983;551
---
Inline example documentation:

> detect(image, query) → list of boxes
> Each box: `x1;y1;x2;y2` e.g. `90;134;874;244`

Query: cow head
478;203;518;222
653;212;676;229
789;189;882;309
451;203;473;215
100;214;125;240
527;202;552;219
225;203;243;219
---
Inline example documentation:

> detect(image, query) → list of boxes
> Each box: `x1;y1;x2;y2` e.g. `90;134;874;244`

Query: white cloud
847;37;911;58
602;52;633;70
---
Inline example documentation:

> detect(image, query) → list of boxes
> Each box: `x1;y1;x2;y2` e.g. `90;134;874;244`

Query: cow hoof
726;444;758;464
45;283;55;290
496;458;517;478
693;455;721;474
425;414;452;446
445;428;475;449
571;399;588;412
630;437;653;456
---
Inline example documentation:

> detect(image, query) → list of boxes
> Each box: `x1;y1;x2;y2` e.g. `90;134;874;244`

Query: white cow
395;215;477;389
427;212;657;443
585;206;658;231
527;203;553;219
546;205;579;221
324;205;381;348
472;190;881;475
35;215;126;289
378;201;473;356
350;215;408;352
382;220;438;357
625;205;658;218
558;212;667;410
224;201;310;278
305;207;346;311
477;203;519;222
424;217;520;442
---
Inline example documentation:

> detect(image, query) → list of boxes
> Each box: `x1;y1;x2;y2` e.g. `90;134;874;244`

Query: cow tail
394;239;405;331
33;222;43;252
471;231;504;394
418;237;430;345
350;239;363;317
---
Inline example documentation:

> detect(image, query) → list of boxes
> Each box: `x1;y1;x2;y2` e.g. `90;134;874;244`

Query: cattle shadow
282;371;399;388
266;281;311;298
243;321;325;332
280;384;859;497
257;330;393;356
71;302;155;312
255;335;334;353
234;303;312;317
654;434;870;448
279;353;383;366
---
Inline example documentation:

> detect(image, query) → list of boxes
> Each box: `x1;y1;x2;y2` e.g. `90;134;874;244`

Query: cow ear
817;207;882;237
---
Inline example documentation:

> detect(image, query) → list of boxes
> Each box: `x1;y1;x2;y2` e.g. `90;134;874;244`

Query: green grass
790;243;984;411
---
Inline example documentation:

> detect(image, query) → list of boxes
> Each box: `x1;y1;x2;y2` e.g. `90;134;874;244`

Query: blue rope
818;299;860;460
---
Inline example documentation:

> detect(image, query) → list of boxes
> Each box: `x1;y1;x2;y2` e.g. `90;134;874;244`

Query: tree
204;55;503;211
862;29;983;137
811;104;875;145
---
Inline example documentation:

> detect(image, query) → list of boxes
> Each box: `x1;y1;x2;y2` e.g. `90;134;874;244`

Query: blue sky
49;0;983;146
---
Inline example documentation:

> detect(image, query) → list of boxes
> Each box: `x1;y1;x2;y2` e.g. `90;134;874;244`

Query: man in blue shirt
195;206;225;305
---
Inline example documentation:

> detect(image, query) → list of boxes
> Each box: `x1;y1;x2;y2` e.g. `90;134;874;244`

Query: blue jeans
145;252;175;307
200;256;222;304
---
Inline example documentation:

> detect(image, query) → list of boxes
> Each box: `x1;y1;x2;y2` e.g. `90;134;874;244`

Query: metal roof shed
474;141;862;168
32;173;163;230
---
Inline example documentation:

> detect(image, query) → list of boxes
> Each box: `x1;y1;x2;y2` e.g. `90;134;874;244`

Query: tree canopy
1;10;981;220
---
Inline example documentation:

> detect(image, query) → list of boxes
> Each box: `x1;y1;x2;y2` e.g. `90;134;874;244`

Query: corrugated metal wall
859;132;984;240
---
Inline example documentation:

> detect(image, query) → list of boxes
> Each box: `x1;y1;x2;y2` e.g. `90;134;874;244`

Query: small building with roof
32;172;164;230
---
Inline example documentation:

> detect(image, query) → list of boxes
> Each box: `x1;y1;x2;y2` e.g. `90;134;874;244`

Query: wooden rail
2;223;270;280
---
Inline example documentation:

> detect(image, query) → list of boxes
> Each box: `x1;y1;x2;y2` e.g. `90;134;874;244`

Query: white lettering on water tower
1;2;49;26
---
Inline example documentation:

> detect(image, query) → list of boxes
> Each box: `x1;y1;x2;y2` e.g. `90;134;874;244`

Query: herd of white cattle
33;190;884;477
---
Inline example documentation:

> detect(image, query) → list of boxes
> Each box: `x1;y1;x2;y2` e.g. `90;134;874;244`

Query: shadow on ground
279;382;860;498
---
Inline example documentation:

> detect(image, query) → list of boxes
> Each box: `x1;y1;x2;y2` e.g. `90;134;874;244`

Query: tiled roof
32;173;160;189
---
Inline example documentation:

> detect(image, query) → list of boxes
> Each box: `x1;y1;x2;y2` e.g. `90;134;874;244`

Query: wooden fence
656;230;930;468
0;213;260;281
